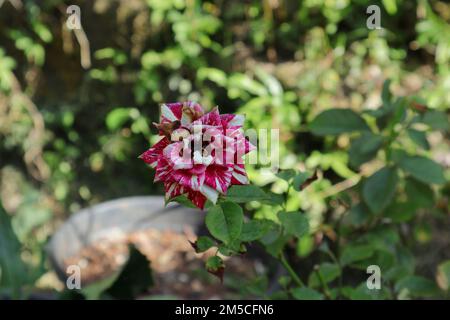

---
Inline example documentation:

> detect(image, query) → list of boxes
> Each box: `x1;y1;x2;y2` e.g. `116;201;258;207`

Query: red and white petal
231;164;249;185
171;168;206;192
164;181;186;200
199;184;219;204
187;191;207;209
139;137;170;168
198;107;221;126
221;113;245;128
204;164;233;194
163;141;193;170
160;102;183;123
226;128;256;155
154;157;174;182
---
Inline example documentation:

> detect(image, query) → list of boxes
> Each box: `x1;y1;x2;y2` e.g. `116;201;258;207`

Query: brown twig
10;74;50;180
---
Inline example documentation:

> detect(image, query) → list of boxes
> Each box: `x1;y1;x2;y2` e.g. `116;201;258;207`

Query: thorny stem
279;252;304;287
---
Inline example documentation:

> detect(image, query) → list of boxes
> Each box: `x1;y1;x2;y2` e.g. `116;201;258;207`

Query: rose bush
138;87;449;299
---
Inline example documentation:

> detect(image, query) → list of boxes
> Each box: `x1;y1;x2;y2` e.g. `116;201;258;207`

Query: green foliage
278;212;309;238
395;276;439;298
225;185;269;203
349;133;383;168
166;194;198;208
291;287;324;300
1;0;449;300
363;167;399;214
240;220;272;242
192;236;216;253
398;155;445;185
308;263;340;288
309;109;370;135
340;245;375;266
0;201;28;298
205;201;243;245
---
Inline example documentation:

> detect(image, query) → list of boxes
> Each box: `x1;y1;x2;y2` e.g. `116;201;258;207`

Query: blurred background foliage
0;0;449;299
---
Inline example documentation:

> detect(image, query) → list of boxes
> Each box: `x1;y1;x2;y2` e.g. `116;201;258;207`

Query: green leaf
192;236;216;253
278;211;309;238
228;73;267;96
292;170;319;191
0;201;28;298
240;276;269;297
390;97;408;125
308;263;341;288
292;172;309;191
342;283;388;300
265;192;285;206
405;178;434;209
12;203;52;241
381;79;392;106
205;201;243;244
33;23;53;43
437;260;450;291
276;169;296;182
166;194;197;208
106;108;137;131
255;68;283;98
348;203;372;226
422;110;449;131
309;109;370;136
262;235;288;258
218;240;242;256
380;97;407;132
363;167;398;214
80;271;121;300
385;202;417;223
407;129;430;150
382;0;397;15
206;256;224;282
197;67;227;87
296;235;314;257
349;133;383;167
395;275;438;298
104;245;153;299
340;245;374;266
226;185;268;203
240;220;272;242
206;255;224;271
291;287;324;300
141;51;161;69
398;155;445;184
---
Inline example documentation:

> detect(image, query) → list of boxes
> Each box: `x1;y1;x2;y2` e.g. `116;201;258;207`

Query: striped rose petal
170;166;206;192
164;181;186;200
231;163;249;185
187;190;208;209
197;106;221;126
139;137;170;168
220;113;245;128
160;102;183;123
204;164;234;194
140;101;254;209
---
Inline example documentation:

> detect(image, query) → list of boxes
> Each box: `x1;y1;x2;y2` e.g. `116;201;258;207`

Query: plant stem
315;268;332;299
279;252;304;287
282;183;292;211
